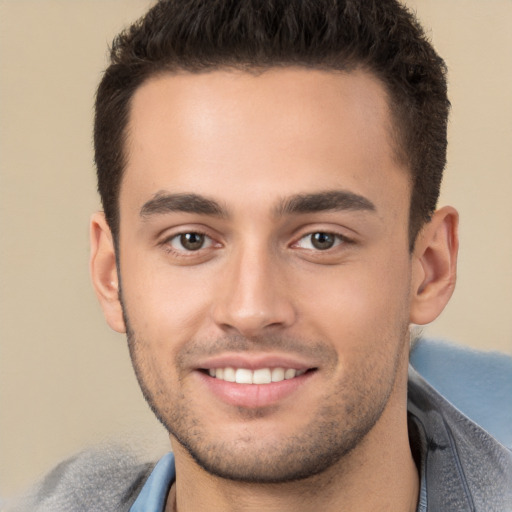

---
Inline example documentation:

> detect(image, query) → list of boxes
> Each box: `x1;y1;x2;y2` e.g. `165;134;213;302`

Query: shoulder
410;337;512;449
5;445;156;512
408;362;512;511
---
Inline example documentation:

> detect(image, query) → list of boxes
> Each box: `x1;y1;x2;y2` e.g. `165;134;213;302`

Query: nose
211;245;296;338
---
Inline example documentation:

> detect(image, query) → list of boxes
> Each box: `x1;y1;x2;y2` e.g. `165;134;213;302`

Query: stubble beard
124;314;408;484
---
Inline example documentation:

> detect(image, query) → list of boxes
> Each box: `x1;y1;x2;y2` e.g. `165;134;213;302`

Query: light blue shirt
130;452;176;512
128;449;427;512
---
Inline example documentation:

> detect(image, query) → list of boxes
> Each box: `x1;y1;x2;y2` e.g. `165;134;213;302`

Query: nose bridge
212;238;295;335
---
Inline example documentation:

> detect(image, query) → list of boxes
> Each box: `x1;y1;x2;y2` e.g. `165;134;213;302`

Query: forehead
122;67;408;217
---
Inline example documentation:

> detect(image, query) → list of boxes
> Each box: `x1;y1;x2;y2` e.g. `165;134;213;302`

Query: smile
207;367;307;384
197;362;317;408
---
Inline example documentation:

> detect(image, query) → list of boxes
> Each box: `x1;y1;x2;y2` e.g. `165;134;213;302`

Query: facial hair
123;305;407;484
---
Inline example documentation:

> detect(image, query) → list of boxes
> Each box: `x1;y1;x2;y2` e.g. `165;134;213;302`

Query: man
10;0;512;511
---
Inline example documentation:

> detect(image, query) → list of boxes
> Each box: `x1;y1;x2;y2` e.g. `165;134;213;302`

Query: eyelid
168;232;214;251
290;225;356;247
159;226;223;256
293;232;348;250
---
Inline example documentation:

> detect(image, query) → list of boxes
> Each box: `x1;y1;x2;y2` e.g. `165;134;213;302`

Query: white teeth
284;369;297;380
271;367;285;382
253;368;272;384
223;367;236;382
235;368;253;384
208;367;307;384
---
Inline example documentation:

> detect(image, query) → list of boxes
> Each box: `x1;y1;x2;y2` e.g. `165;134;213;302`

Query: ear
409;206;459;325
90;212;126;333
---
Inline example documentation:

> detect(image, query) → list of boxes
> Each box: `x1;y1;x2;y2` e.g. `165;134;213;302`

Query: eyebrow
275;190;376;216
140;192;227;219
139;189;376;220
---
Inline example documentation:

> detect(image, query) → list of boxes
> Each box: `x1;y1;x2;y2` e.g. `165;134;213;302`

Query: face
116;68;414;482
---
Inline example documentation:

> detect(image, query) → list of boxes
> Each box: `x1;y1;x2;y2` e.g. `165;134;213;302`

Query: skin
91;68;458;511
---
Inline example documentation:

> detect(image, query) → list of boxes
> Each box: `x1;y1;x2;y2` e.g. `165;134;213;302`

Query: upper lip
195;353;318;371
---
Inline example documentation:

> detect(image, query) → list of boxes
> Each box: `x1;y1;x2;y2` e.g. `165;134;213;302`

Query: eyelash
161;229;352;258
161;231;216;255
293;231;351;251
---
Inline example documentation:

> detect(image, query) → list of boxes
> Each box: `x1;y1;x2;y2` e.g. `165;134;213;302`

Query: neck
171;447;418;512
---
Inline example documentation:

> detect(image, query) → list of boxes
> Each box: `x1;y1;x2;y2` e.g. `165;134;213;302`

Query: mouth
201;366;311;384
195;360;318;408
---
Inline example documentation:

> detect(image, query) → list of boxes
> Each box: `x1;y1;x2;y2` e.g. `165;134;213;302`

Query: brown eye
310;232;335;250
295;232;345;251
169;232;211;252
180;233;205;250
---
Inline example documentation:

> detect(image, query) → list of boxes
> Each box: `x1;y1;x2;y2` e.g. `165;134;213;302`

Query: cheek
293;253;412;348
119;249;215;345
122;265;215;397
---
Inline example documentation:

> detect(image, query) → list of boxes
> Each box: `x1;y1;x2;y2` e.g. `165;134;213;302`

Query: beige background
1;0;511;498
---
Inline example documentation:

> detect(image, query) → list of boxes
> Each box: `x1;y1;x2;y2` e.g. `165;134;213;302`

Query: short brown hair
94;0;449;248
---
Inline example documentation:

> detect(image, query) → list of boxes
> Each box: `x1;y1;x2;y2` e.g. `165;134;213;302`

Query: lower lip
196;370;315;408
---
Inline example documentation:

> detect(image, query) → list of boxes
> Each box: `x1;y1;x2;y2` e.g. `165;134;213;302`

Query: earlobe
409;206;459;325
89;212;126;333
